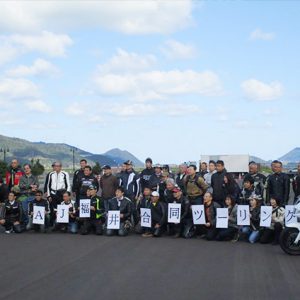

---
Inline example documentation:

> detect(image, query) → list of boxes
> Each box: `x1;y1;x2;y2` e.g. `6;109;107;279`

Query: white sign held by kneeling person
168;203;181;224
237;205;250;226
260;206;273;227
192;205;206;225
216;208;228;228
107;210;120;229
33;206;45;225
57;205;69;223
140;208;151;228
285;205;298;226
79;199;91;218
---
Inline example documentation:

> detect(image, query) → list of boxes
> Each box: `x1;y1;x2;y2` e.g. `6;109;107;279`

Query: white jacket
47;171;71;197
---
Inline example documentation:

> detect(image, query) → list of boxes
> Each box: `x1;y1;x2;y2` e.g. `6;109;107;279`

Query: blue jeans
21;196;35;225
68;222;78;233
241;226;260;243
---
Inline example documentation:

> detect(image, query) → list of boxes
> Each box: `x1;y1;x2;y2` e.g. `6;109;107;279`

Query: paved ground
0;232;299;300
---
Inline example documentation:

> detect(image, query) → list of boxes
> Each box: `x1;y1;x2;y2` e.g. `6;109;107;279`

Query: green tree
92;162;102;175
31;159;45;176
0;160;8;178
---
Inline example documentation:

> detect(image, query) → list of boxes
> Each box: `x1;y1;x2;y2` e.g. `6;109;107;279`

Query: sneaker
5;230;12;234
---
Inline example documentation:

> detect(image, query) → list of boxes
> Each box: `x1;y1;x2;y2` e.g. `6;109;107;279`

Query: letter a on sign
57;205;69;223
33;206;45;225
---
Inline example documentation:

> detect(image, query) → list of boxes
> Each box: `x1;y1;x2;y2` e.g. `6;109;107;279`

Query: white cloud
0;1;193;35
250;28;275;41
8;31;73;57
241;79;283;101
6;58;60;77
0;44;19;66
93;70;223;100
65;102;85;116
161;39;197;59
25;100;52;113
98;49;156;74
109;102;201;117
0;78;40;100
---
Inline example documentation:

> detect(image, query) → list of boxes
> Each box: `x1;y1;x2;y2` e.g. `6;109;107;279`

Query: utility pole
0;147;9;162
70;147;77;171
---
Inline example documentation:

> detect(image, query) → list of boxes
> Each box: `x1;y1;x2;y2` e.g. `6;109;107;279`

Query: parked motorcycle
280;198;300;255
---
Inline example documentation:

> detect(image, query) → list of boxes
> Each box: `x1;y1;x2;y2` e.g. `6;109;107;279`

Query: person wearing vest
80;185;105;235
184;165;208;205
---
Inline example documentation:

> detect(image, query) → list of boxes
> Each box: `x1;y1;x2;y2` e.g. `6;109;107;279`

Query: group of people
0;157;299;246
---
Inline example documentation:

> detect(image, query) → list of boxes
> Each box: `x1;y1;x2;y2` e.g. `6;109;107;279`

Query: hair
9;191;16;197
166;178;175;186
209;160;216;166
201;162;207;166
272;160;282;166
188;164;197;170
270;197;280;205
204;191;213;198
116;186;125;193
35;190;43;195
63;191;71;196
216;160;224;166
80;159;87;163
23;163;32;169
143;186;151;191
84;165;92;171
225;195;236;207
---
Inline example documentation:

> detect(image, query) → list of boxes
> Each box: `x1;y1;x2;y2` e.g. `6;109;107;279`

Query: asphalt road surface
0;232;300;300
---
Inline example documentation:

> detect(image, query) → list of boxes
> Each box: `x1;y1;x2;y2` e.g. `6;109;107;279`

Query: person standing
204;160;217;193
72;159;88;201
211;160;227;207
46;162;71;225
184;165;208;205
18;164;39;226
266;160;290;205
6;159;24;191
292;163;300;202
140;158;155;191
100;165;119;211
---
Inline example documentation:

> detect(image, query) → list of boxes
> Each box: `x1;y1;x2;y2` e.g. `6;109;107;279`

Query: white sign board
140;208;151;228
260;206;273;227
168;203;181;224
57;205;69;223
216;208;228;228
107;210;120;229
237;205;250;226
33;206;45;225
285;205;297;226
79;199;90;218
192;205;206;225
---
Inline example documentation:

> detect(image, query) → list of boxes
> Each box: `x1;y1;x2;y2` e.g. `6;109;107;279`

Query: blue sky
0;1;299;164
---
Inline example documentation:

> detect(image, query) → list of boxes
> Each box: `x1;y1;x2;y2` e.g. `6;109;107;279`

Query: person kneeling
198;192;220;241
27;190;50;233
81;185;105;235
56;191;78;234
0;191;22;234
142;191;167;238
216;195;238;241
106;187;132;236
260;197;284;245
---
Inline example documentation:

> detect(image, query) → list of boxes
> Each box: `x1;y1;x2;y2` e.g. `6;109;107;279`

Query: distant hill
0;134;143;168
279;147;300;163
104;148;143;167
249;155;267;164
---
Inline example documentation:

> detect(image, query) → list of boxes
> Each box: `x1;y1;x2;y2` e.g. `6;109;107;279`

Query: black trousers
80;219;103;235
260;223;283;244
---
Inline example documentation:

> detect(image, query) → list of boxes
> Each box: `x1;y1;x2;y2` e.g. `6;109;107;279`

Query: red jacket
6;167;24;189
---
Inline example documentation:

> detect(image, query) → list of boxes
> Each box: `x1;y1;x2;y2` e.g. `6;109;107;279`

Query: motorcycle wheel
279;228;300;255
